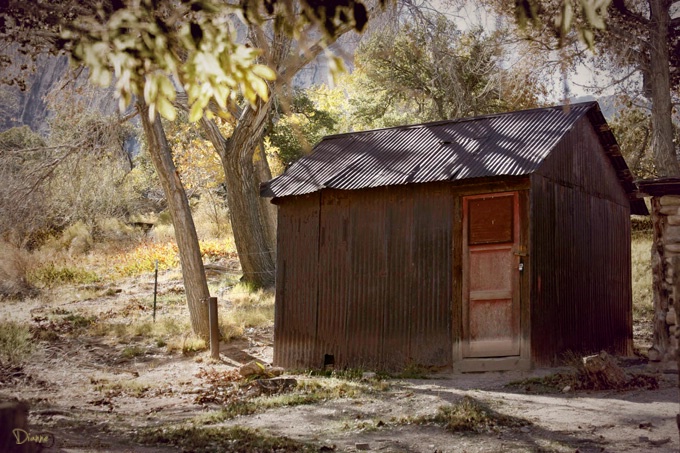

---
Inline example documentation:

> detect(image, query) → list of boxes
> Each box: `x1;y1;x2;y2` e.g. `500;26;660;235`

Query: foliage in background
110;238;236;277
352;13;546;127
631;228;653;321
609;98;680;180
267;89;339;167
0;100;154;249
45;103;141;237
164;114;228;193
0;126;53;247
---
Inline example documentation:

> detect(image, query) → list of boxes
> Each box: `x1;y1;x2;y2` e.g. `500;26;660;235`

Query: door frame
454;189;532;373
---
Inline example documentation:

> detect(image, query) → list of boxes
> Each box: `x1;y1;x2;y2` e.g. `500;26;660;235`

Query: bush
0;321;33;367
0;242;37;299
29;263;100;287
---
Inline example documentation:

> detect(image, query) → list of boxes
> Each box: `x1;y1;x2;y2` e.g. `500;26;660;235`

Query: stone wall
648;195;680;363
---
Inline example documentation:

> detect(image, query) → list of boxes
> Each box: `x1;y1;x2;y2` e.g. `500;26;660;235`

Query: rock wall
649;195;680;363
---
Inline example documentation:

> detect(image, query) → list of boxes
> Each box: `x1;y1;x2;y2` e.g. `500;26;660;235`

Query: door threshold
454;357;531;373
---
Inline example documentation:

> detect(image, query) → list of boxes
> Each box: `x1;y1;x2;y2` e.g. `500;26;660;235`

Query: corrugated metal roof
261;102;646;214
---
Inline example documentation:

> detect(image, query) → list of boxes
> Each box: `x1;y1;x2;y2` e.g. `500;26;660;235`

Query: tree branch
610;0;649;27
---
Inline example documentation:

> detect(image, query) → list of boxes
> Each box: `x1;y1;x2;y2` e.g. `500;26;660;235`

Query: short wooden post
152;260;158;322
0;401;36;452
208;297;220;360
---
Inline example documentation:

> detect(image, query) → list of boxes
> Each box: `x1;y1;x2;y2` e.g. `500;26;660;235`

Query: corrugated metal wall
275;183;453;370
273;193;321;368
530;117;633;365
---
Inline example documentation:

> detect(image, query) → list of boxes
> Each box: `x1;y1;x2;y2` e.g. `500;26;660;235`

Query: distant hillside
0;35;356;136
0;49;121;135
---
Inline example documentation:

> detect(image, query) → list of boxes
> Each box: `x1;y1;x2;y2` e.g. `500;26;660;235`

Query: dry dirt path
1;275;677;452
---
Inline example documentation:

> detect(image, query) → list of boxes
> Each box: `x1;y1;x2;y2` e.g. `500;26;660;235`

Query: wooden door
462;192;520;358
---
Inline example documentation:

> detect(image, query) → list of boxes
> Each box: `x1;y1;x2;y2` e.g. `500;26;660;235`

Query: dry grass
0;321;34;367
0;241;36;299
415;396;530;433
137;425;315;453
631;231;653;320
219;284;275;340
90;317;207;354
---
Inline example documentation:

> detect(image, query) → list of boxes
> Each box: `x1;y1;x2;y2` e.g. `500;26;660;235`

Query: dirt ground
1;271;678;453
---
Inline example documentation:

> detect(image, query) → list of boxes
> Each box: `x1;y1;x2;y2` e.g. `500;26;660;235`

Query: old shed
261;102;648;372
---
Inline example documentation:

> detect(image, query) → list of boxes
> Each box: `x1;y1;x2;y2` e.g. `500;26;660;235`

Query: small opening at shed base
323;354;335;370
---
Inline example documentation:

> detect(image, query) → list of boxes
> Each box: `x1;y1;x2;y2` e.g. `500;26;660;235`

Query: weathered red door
462;192;520;358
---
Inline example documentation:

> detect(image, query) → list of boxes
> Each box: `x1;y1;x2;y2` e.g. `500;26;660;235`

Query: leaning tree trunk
200;101;277;288
138;101;211;339
648;0;680;176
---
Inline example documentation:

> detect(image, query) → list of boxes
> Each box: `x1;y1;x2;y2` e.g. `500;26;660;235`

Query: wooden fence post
208;297;220;360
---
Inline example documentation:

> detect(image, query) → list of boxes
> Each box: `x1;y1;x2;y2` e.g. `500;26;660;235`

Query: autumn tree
0;0;379;336
267;89;338;167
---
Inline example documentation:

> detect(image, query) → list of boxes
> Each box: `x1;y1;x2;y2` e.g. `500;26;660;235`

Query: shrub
29;263;100;287
0;321;34;367
0;242;37;299
111;241;180;276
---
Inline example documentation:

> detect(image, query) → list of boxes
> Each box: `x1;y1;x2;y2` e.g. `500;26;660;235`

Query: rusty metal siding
317;190;352;367
275;183;453;371
408;184;453;367
530;172;633;365
273;193;321;368
536;117;630;208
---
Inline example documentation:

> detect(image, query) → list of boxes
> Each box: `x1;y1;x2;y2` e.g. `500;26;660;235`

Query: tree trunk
200;100;277;288
137;101;211;339
648;0;679;176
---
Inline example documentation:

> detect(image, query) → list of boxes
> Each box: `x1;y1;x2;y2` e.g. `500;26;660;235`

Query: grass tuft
416;396;529;433
137;425;316;453
0;321;34;367
631;232;653;321
219;285;275;341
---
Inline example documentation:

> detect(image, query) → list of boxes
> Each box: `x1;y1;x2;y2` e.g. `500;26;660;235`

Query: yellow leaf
251;64;277;81
213;84;229;109
157;96;177;121
243;84;256;105
148;102;156;122
555;1;573;37
189;101;204;122
580;0;605;30
158;76;177;101
251;77;269;101
144;74;158;102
